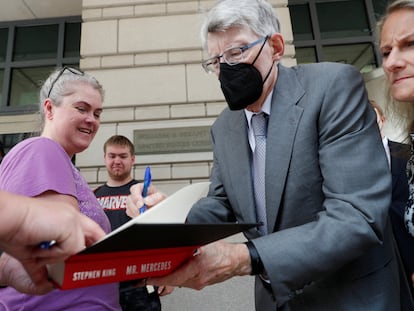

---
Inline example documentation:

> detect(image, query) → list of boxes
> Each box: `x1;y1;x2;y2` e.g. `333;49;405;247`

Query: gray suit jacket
187;63;412;310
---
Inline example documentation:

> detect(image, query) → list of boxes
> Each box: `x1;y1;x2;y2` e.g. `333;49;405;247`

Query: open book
47;182;257;289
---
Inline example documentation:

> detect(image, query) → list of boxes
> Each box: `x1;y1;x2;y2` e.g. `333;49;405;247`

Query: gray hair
200;0;280;50
38;67;104;130
376;0;414;139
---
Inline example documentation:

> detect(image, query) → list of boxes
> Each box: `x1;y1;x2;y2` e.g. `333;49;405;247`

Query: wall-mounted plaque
134;126;212;155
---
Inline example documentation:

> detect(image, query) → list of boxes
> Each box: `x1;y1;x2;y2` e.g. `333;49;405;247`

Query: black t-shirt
94;180;161;309
94;179;139;232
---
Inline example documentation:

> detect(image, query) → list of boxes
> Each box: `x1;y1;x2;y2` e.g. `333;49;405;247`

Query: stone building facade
77;0;296;195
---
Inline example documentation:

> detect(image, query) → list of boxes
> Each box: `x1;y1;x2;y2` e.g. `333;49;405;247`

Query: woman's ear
43;99;54;120
269;33;285;62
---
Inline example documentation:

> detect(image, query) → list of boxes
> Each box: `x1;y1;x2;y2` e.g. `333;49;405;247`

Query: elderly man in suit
128;0;412;310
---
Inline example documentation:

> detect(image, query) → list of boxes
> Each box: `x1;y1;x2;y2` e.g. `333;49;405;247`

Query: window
0;132;76;164
0;132;32;158
289;0;387;72
0;17;81;114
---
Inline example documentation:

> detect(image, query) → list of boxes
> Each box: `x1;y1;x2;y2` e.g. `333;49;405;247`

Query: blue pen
39;240;56;249
139;166;151;214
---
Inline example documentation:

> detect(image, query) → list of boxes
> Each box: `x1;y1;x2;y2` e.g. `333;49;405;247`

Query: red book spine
55;246;197;289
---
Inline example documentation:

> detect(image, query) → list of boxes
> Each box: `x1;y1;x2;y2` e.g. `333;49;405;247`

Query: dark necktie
251;113;268;234
405;133;414;237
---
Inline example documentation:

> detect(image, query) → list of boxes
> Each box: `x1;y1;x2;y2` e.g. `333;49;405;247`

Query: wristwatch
245;241;264;275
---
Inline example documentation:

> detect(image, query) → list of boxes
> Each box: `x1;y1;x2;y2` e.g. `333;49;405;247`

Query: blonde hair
37;67;104;133
377;0;414;140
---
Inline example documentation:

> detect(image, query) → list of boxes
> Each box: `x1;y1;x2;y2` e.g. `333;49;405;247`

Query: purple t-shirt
0;137;120;310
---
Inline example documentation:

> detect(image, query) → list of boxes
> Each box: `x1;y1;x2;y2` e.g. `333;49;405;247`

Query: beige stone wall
78;0;296;194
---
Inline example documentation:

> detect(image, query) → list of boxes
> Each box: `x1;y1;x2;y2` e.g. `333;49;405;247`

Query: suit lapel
225;111;257;223
389;141;409;189
391;156;402;189
219;65;306;232
265;65;305;233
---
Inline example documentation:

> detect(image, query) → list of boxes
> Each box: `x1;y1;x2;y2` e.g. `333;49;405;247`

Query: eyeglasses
202;36;268;74
47;66;84;98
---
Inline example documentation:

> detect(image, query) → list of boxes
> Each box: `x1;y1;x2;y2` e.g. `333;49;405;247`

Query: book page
102;182;210;240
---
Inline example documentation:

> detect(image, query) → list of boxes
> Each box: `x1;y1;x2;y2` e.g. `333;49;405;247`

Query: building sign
133;126;212;155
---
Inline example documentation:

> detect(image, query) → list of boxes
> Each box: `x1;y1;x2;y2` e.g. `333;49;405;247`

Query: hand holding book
47;182;258;290
146;239;253;290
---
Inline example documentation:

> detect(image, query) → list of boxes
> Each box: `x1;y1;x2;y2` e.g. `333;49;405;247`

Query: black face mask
218;37;273;111
219;63;264;111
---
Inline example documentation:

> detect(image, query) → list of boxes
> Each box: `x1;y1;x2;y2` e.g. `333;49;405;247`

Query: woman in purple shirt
0;67;120;310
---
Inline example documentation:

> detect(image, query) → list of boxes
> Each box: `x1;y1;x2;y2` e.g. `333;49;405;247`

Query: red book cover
48;223;257;290
48;183;259;289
